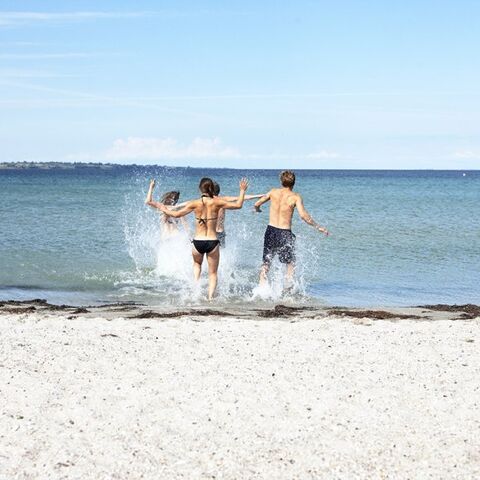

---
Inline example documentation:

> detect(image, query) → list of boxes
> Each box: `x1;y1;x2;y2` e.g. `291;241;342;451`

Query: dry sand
1;305;479;479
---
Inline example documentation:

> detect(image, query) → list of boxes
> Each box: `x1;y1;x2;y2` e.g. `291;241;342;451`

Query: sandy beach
1;302;479;479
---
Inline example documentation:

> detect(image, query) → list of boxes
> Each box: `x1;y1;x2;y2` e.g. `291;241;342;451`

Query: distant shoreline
0;161;478;172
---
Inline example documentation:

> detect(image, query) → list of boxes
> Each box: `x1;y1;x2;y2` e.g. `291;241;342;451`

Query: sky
1;0;479;169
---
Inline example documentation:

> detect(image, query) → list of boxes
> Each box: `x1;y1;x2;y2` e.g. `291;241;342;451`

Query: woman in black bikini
153;176;249;300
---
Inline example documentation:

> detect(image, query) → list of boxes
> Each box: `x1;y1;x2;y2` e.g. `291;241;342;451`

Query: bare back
267;188;299;230
158;178;249;241
192;196;225;240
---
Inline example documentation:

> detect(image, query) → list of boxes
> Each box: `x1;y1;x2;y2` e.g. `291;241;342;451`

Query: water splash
120;170;315;305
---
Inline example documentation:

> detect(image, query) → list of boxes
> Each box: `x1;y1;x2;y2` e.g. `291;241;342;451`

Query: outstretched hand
149;179;156;189
318;226;329;236
239;177;249;191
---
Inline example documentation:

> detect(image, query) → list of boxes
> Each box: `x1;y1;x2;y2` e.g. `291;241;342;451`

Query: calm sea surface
0;167;479;307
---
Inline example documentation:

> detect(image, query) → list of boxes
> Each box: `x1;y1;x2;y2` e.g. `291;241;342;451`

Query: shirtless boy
254;170;329;286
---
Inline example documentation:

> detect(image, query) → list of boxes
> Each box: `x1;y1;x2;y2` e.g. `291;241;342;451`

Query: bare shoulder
188;198;202;209
291;192;303;206
213;196;228;206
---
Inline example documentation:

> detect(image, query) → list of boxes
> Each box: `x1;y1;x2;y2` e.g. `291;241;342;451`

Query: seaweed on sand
327;309;421;320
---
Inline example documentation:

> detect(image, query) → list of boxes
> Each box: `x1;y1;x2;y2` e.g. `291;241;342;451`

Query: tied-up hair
213;181;220;196
199;177;215;198
161;191;180;206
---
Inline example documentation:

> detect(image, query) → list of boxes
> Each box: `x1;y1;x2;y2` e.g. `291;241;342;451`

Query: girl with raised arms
146;177;249;300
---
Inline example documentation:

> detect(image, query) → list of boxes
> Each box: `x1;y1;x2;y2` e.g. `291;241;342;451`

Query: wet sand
1;301;479;479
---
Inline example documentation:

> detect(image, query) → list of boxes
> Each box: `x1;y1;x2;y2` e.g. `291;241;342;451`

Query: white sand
1;313;479;479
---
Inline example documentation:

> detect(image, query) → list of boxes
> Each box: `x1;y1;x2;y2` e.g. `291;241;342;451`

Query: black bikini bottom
192;239;220;255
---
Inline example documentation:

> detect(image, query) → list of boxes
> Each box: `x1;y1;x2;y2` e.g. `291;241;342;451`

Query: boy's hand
149;179;155;188
318;226;329;236
254;205;262;213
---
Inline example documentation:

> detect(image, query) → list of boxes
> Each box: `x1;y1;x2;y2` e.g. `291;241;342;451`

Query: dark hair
213;181;220;196
161;191;180;206
280;170;295;188
199;177;215;198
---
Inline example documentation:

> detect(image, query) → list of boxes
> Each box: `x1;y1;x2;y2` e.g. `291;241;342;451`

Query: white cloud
105;137;240;161
0;11;150;26
0;52;93;59
65;136;345;165
452;150;480;160
0;68;79;78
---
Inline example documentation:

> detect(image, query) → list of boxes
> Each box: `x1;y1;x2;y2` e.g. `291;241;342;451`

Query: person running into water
254;170;329;288
152;176;249;300
212;181;264;248
145;182;189;239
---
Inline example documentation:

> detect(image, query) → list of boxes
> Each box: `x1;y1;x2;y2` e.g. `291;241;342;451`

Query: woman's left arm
145;179;164;210
158;200;197;218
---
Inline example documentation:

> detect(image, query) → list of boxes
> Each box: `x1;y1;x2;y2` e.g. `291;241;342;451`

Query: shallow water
0;167;479;306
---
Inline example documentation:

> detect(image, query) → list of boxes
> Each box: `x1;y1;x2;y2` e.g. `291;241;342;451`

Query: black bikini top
196;195;218;225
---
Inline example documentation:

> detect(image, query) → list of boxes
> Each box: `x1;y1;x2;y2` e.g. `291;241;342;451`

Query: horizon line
0;161;477;172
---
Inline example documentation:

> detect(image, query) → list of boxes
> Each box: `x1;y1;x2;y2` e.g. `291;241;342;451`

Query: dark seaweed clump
328;309;420;320
256;305;315;318
419;304;480;319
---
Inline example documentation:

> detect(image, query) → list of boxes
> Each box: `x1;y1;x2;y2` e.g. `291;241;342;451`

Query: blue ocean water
0;166;479;307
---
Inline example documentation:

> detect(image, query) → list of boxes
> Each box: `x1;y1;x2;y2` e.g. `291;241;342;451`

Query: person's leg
192;247;204;281
279;231;296;289
259;262;270;285
285;262;295;285
206;246;220;300
260;226;275;286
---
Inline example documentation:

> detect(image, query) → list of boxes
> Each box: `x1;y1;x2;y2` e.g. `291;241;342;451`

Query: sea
0;166;479;307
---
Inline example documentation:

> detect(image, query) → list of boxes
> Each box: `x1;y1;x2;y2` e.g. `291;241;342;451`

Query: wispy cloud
125;91;480;101
0;68;80;79
0;80;210;116
0;52;94;59
105;137;240;161
66;136;344;164
0;41;46;46
452;150;480;160
0;11;152;26
0;9;251;27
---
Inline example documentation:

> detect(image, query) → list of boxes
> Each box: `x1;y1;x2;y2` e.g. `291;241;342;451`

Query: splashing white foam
120;172;316;305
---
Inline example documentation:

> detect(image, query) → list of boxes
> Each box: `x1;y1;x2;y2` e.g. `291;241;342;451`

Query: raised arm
145;179;164;210
221;193;264;202
157;200;197;218
219;178;249;210
296;196;329;236
253;191;272;212
171;201;188;209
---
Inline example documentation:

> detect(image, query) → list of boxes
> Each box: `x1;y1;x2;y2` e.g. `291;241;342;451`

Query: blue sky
1;0;479;168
